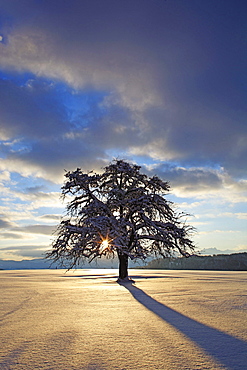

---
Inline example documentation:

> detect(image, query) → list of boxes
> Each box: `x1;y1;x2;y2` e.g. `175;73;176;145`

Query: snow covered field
0;269;246;370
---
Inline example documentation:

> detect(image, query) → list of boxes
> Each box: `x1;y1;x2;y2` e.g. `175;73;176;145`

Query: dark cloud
0;0;246;179
0;215;56;238
146;164;224;195
1;244;44;251
39;214;62;222
25;185;45;194
12;224;56;236
0;218;13;229
0;244;47;258
0;232;26;239
0;79;68;140
0;78;143;179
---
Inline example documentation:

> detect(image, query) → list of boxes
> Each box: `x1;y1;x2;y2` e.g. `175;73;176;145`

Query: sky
0;0;246;261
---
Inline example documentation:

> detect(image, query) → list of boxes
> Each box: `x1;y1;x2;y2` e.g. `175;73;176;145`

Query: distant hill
0;258;59;270
144;253;247;271
0;257;117;270
1;253;246;271
200;247;247;255
0;257;145;270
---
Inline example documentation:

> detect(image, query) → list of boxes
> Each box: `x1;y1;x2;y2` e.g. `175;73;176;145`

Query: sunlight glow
101;239;109;252
97;233;115;255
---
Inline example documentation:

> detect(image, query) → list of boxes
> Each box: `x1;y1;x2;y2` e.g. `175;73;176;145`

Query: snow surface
0;269;246;370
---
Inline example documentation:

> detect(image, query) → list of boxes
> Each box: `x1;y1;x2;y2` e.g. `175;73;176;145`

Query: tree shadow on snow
119;281;247;370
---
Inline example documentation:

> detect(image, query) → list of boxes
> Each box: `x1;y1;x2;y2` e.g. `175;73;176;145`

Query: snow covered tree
47;160;195;280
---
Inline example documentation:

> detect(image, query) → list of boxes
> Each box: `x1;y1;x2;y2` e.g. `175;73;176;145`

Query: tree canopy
47;160;195;280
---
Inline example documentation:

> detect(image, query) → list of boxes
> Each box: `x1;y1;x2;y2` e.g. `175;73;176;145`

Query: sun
98;234;114;254
101;239;109;252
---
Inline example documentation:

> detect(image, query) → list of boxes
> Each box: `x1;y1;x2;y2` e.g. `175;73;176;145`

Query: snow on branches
47;160;195;271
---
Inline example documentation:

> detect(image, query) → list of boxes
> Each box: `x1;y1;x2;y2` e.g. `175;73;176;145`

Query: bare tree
47;160;195;280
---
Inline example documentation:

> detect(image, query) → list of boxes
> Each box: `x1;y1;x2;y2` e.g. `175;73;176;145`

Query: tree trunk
118;253;128;280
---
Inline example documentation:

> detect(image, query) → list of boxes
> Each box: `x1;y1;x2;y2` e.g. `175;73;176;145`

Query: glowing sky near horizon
0;0;246;261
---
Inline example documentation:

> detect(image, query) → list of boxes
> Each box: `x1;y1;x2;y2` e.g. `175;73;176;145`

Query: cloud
0;232;28;240
0;217;13;229
38;214;62;223
235;213;247;220
0;79;68;140
0;76;142;181
198;230;239;235
0;0;246;181
144;164;247;202
0;0;246;260
13;190;62;209
0;184;62;212
0;78;108;180
9;224;55;236
214;212;247;220
0;222;55;240
200;247;247;255
0;244;48;259
0;170;10;183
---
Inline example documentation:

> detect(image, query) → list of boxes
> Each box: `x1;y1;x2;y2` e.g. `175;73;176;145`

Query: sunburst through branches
98;234;114;255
